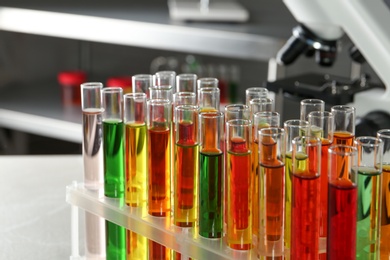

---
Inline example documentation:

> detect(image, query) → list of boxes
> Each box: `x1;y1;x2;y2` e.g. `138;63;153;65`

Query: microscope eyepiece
276;24;338;67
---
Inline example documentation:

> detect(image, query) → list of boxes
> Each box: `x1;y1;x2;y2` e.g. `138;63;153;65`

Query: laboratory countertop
0;154;83;260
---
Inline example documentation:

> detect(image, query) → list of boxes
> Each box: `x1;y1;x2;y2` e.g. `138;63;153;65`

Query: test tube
132;74;153;98
355;136;383;259
307;111;334;258
377;129;390;259
249;97;274;119
245;87;268;106
147;99;172;216
291;136;321;260
331;105;356;146
252;111;280;239
176;73;197;93
198;87;220;112
123;93;148;259
327;145;358;259
124;93;148;206
198;111;224;238
154;70;176;90
173;105;199;227
102;87;126;259
300;99;325;121
149;85;174;102
226;119;252;250
197;77;219;90
283;119;310;255
258;127;285;258
173;92;196;107
224;104;250;121
80;82;106;258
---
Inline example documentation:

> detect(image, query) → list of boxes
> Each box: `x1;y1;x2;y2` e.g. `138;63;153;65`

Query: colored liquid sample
252;140;260;237
149;240;171;260
258;136;285;257
284;152;292;251
103;119;125;198
381;164;390;259
291;153;320;260
106;221;126;260
148;126;171;217
333;131;354;146
125;123;147;207
82;109;104;190
357;167;382;259
327;179;357;259
227;137;252;250
199;151;223;238
174;120;199;227
319;140;331;237
127;230;147;260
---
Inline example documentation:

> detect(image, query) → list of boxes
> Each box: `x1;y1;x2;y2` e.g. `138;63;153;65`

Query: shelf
0;80;82;143
0;0;294;61
66;182;258;260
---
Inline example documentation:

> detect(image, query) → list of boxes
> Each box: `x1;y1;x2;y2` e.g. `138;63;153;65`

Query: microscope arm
283;0;390;116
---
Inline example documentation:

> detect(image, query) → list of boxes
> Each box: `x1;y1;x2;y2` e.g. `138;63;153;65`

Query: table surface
0;155;83;260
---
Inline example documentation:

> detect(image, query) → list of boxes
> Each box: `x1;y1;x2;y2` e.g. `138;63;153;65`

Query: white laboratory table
0;155;83;260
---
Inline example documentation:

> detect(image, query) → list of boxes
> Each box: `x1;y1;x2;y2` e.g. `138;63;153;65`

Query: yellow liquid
125;123;147;207
284;152;292;251
127;230;148;260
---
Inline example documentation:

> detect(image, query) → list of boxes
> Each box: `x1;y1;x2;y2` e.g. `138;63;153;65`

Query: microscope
267;0;390;134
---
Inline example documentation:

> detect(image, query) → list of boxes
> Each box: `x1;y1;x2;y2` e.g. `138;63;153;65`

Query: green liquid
356;167;381;259
106;220;126;260
284;152;292;250
103;119;125;198
199;151;223;238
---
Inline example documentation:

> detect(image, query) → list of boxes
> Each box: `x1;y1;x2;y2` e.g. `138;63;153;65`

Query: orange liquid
333;131;354;146
381;165;390;259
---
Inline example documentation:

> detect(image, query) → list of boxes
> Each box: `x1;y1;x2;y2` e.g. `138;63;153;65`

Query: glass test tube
149;85;174;102
198;111;224;238
174;105;199;227
252;111;280;240
283;119;310;256
154;70;176;90
226;119;252;250
331;105;356;146
102;87;126;260
80;82;106;258
147;99;172;216
198;87;220;112
377;129;390;259
245;87;268;106
355;136;383;259
173;92;196;107
176;73;197;93
327;145;358;259
123;93;148;259
249;97;274;119
300;99;325;121
197;77;219;90
124;93;148;207
291;136;321;260
225;104;250;121
258;127;285;258
132;74;153;98
307;111;334;258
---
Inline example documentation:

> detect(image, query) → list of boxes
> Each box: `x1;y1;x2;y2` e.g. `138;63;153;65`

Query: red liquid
227;137;252;250
320;141;331;236
148;127;170;217
291;174;320;259
149;240;170;260
327;179;357;259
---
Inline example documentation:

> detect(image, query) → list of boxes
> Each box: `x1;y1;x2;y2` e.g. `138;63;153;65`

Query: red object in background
106;76;132;93
58;70;86;106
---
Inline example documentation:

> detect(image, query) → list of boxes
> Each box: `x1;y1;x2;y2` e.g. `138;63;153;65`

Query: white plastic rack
66;182;258;260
